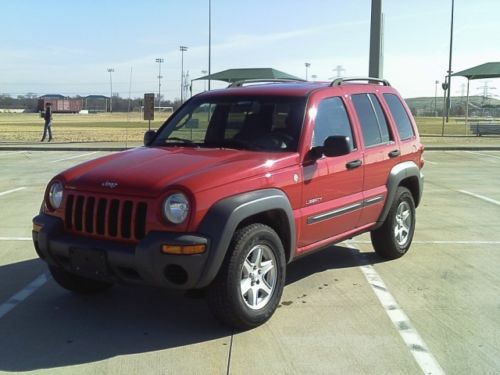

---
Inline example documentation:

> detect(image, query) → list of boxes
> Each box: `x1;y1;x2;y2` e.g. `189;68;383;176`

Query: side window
383;94;415;140
352;93;392;147
313;97;355;150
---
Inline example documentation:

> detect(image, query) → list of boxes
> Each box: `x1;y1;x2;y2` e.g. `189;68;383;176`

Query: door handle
346;159;362;169
388;149;401;158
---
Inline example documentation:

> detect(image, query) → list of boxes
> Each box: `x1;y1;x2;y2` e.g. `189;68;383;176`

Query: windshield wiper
161;137;198;146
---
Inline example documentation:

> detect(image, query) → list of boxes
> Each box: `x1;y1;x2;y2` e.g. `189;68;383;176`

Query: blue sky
1;0;499;100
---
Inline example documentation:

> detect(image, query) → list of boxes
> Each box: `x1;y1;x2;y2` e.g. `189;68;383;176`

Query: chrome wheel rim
240;244;277;310
394;201;412;247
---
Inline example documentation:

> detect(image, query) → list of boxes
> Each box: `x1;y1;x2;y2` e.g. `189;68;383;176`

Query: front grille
65;193;148;241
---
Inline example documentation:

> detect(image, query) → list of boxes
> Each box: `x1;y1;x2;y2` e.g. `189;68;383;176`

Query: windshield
153;95;307;152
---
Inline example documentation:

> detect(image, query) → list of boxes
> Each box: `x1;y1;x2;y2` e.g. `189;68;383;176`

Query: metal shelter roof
193;68;304;83
452;62;500;80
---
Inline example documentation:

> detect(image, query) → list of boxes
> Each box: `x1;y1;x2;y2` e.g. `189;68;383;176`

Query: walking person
41;102;53;142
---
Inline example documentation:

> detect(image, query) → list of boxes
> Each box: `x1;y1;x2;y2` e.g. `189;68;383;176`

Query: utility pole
333;65;346;78
155;58;164;109
208;0;212;91
434;80;439;115
180;46;188;103
305;62;311;81
107;68;114;112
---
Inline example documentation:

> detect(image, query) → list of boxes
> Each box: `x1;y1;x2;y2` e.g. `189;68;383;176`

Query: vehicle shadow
286;244;387;286
0;259;231;372
0;245;383;372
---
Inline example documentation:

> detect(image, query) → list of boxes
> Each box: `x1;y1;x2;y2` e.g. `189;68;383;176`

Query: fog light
162;244;206;255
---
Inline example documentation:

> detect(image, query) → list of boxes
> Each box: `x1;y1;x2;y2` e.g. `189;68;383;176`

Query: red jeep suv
33;77;424;329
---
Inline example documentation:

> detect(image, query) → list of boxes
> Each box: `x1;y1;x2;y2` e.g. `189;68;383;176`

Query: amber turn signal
161;244;206;255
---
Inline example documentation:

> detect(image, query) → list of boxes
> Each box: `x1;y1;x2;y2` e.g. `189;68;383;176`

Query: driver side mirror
322;136;352;157
144;130;156;146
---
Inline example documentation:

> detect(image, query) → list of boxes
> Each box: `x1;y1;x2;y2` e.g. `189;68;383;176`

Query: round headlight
163;193;190;224
48;181;64;210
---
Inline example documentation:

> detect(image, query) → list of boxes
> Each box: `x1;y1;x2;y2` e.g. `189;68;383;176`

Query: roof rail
228;78;306;88
330;77;391;87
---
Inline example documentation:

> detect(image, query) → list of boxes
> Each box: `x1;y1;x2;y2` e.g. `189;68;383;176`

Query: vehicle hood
60;146;298;197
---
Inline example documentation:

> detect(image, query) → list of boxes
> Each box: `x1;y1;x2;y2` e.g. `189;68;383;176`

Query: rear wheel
49;265;113;294
207;223;286;330
371;187;416;259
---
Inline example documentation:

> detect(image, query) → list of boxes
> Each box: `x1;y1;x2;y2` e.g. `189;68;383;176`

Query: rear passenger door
350;93;400;227
300;96;364;248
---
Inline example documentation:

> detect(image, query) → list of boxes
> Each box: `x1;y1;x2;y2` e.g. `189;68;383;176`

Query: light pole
107;68;114;112
180;46;188;103
201;70;208;91
305;62;310;81
445;0;455;123
434;80;439;116
208;0;211;91
155;58;164;109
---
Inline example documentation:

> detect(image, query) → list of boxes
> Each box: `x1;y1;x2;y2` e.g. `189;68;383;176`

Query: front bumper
33;214;210;290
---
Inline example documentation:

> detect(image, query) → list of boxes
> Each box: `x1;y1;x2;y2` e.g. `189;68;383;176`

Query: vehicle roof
195;81;395;99
196;82;330;98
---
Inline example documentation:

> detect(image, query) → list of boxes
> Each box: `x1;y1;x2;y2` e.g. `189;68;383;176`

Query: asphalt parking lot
0;149;499;374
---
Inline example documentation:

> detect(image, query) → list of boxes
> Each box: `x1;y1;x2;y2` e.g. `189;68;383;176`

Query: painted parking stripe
0;273;48;320
458;190;500;207
0;151;25;157
0;237;32;241
465;151;500;161
0;187;26;197
350;240;500;245
50;151;99;163
347;243;445;375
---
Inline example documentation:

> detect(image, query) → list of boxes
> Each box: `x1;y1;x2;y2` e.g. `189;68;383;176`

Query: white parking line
458;190;500;207
0;187;26;197
0;273;48;320
465;151;500;161
350;240;500;245
0;237;32;241
424;160;438;165
50;151;99;163
0;151;25;157
347;243;445;375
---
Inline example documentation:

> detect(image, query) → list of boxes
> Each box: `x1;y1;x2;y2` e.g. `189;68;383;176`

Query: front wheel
207;223;286;330
371;187;416;259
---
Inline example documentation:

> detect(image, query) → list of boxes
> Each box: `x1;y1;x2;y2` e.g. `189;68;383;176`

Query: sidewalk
0;136;499;152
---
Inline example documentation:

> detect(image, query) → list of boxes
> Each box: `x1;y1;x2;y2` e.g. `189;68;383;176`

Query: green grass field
0;112;495;143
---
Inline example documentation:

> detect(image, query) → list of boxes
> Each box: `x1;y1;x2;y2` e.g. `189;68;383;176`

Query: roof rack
228;78;306;88
330;77;391;87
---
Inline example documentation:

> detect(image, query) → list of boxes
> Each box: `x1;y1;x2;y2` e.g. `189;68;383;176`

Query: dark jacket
44;107;52;123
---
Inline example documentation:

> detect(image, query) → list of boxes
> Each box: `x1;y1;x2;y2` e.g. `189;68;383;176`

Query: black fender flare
195;188;296;288
376;161;424;227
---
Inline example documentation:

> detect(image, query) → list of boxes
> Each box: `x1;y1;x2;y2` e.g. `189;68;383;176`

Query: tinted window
352;94;392;147
153;96;306;152
384;94;415;140
313;97;355;150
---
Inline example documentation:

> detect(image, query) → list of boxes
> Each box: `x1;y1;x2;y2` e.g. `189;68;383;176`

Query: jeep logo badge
101;181;118;189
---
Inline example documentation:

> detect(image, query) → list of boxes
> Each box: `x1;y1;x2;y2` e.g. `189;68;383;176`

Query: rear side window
352;94;392;147
383;94;415;140
313;97;355;150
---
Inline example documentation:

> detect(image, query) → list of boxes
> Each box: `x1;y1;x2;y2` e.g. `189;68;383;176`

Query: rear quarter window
383;94;415;141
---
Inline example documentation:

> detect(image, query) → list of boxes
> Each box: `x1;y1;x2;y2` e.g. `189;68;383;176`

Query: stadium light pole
155;58;164;109
201;70;208;91
208;0;211;91
305;63;311;81
434;80;439;115
107;68;114;112
180;46;188;103
445;0;455;123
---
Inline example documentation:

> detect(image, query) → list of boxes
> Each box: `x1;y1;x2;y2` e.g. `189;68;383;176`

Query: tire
49;265;113;294
371;187;416;259
207;223;286;330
